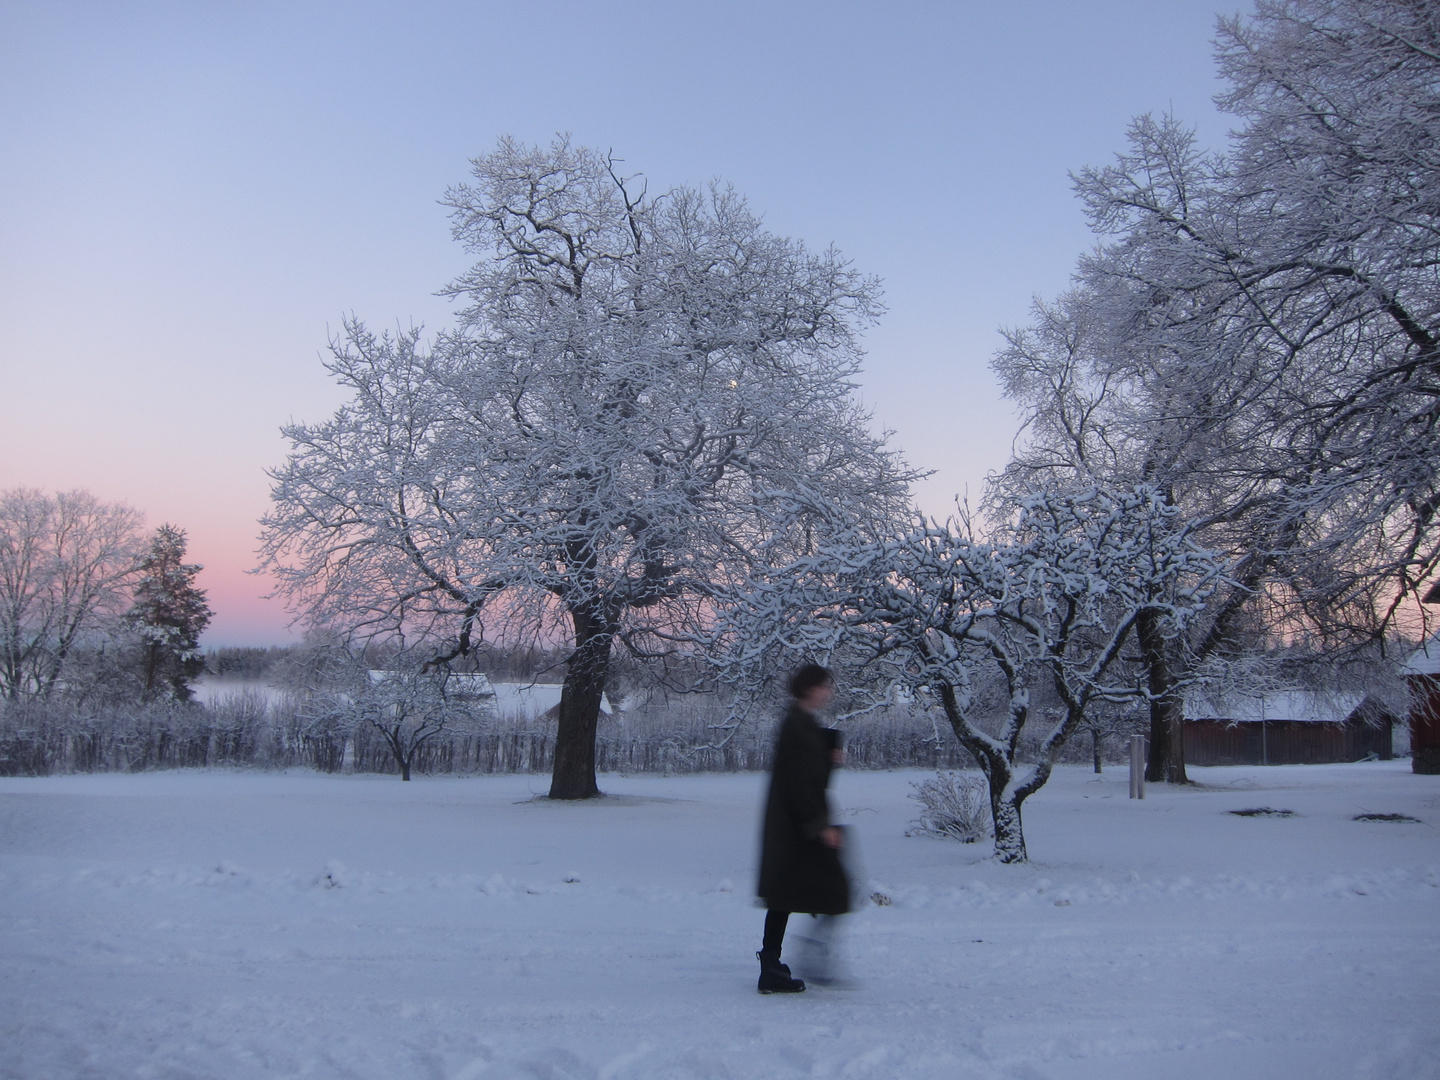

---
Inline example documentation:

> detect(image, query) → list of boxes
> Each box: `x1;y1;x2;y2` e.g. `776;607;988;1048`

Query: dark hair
789;664;834;700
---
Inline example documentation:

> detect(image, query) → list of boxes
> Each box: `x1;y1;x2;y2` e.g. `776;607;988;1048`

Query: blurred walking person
755;664;850;993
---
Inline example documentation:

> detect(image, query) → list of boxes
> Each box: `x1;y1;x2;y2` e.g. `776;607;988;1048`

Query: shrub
907;771;992;843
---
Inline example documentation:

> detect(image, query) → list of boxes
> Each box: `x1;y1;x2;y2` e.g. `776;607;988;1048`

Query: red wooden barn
1403;631;1440;775
1183;691;1394;767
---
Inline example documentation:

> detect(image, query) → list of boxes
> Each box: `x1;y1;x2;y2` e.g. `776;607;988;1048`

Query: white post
1260;695;1268;766
1129;735;1146;799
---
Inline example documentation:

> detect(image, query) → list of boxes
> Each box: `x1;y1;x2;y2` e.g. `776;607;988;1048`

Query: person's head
789;664;835;711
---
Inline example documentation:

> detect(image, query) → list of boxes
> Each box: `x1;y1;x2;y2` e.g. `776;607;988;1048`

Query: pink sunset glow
1;1;1234;644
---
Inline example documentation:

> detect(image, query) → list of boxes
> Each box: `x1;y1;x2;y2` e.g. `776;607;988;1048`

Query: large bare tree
0;488;142;701
992;0;1440;782
260;137;916;798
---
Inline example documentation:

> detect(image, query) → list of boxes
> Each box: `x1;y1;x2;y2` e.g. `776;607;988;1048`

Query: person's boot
757;950;805;994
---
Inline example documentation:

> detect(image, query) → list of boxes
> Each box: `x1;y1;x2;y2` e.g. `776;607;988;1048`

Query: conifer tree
127;524;212;702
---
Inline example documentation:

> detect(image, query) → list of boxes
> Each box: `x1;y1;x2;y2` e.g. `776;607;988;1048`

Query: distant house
366;670;498;716
1403;632;1440;775
364;674;624;723
1182;691;1394;766
439;672;500;708
486;681;616;723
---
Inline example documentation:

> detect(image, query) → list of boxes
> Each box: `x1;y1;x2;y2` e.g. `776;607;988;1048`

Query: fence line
0;694;1132;777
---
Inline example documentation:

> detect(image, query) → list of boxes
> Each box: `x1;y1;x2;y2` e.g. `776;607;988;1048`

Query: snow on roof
365;670;497;700
441;673;497;699
362;674;614;716
489;681;612;717
1183;690;1364;724
1401;633;1440;677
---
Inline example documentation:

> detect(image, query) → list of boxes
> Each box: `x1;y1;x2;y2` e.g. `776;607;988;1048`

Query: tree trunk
990;789;1027;864
941;682;1031;863
1092;728;1103;773
143;642;161;701
382;725;412;781
1165;695;1186;781
549;605;612;800
1138;609;1188;784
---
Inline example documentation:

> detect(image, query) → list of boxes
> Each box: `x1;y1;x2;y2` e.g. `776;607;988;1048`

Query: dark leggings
762;910;790;955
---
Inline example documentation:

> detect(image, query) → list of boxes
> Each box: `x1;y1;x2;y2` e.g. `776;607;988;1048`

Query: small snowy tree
260;137;916;799
1077;701;1145;774
126;525;212;703
726;487;1220;862
318;654;483;781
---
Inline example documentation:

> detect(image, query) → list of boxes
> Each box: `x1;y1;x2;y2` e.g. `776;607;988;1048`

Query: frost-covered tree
724;487;1221;862
993;0;1440;782
0;488;142;701
1077;701;1146;774
300;648;483;781
260;137;916;799
126;525;212;703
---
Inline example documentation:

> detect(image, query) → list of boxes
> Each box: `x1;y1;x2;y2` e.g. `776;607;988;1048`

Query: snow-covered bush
908;771;992;843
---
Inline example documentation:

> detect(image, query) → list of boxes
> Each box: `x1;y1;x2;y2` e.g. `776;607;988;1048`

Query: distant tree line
0;683;1127;779
205;646;293;680
203;642;572;683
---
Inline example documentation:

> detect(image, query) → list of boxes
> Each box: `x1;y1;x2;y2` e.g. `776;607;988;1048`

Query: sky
0;1;1238;646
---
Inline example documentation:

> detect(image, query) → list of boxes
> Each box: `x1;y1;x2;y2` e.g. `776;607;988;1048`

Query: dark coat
757;705;850;915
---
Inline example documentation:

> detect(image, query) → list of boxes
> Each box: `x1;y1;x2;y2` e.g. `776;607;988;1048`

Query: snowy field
2;762;1437;1080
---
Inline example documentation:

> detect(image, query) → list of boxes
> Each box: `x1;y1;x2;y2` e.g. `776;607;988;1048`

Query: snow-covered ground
2;761;1436;1079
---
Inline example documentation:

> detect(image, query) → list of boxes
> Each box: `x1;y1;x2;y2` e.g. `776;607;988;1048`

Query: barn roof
441;673;497;699
1183;690;1365;724
367;669;497;694
1402;633;1440;677
489;681;613;718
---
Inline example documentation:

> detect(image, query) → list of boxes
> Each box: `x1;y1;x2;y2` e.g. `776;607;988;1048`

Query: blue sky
0;1;1237;644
